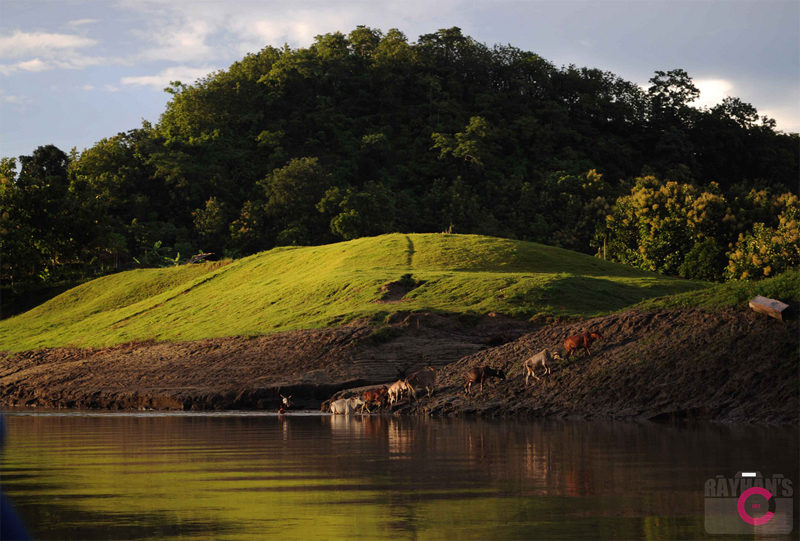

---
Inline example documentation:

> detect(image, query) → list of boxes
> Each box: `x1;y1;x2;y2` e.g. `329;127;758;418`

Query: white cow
523;349;562;385
387;380;410;405
330;397;365;414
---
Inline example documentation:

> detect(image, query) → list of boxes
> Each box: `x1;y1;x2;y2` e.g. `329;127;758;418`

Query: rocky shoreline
2;308;797;424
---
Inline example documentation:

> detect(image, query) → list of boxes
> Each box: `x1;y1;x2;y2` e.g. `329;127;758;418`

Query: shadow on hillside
1;282;89;320
539;275;696;315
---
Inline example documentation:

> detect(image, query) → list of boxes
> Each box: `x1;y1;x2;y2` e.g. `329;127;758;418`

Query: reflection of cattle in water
330;397;365;414
388;419;414;457
406;367;436;400
523;349;562;385
564;331;603;358
464;366;506;394
360;386;388;412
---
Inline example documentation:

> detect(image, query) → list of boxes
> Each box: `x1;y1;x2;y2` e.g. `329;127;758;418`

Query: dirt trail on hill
1;308;797;423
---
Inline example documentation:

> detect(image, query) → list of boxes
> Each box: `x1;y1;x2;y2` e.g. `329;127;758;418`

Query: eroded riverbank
1;308;797;423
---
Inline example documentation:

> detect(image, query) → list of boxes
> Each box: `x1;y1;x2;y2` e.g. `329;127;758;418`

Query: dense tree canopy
2;26;798;291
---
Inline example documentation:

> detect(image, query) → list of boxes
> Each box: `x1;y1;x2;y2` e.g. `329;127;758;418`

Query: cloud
760;107;800;134
0;55;112;75
120;66;217;88
82;83;95;90
0;31;97;58
0;89;32;106
104;84;120;92
694;79;734;109
0;30;116;75
118;0;463;61
134;19;216;62
0;58;49;75
67;19;99;28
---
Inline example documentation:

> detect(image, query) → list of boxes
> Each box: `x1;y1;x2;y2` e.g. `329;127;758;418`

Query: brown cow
564;331;603;358
360;386;388;412
406;367;436;400
464;366;506;395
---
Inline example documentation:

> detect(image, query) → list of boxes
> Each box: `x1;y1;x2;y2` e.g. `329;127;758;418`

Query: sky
1;0;798;160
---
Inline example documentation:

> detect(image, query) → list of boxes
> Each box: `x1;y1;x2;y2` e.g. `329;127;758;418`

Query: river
0;411;797;540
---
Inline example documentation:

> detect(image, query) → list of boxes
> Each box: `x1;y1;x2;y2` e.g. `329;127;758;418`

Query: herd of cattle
308;330;602;414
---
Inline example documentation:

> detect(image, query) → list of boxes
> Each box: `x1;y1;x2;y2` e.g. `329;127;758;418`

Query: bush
726;194;800;280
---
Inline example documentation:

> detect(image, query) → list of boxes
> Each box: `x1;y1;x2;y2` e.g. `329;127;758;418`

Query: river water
0;411;797;540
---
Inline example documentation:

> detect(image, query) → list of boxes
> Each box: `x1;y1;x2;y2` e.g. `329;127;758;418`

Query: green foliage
678;238;727;282
2;26;797;291
604;176;738;279
725;194;800;280
261;157;331;245
0;234;703;351
322;182;397;240
432;116;498;168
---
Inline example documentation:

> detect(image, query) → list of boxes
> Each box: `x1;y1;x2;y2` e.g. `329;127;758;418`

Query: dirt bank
1;308;797;423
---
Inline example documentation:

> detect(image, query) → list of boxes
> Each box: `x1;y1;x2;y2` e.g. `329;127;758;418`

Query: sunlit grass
634;269;799;310
0;233;705;351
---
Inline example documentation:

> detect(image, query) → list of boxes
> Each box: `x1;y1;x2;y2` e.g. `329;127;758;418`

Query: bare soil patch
1;308;797;423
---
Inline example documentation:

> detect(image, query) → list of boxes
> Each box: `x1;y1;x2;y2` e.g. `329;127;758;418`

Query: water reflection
0;412;797;540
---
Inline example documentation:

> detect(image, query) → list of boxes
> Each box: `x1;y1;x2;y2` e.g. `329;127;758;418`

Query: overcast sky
1;0;798;160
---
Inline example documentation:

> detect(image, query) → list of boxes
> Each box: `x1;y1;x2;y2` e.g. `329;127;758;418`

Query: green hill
0;234;704;351
634;268;800;310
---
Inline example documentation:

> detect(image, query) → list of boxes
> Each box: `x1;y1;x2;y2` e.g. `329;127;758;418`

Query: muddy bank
1;309;797;423
0;313;533;411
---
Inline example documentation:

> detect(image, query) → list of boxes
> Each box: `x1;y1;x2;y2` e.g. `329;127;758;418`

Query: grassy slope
634;268;800;310
0;234;704;351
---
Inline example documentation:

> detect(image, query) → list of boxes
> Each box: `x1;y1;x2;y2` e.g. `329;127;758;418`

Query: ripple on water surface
1;410;798;540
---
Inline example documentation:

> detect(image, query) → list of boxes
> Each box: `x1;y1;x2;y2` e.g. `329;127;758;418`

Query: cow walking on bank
406;367;436;400
360;386;388;412
523;349;561;385
464;366;506;395
564;331;603;358
387;380;410;405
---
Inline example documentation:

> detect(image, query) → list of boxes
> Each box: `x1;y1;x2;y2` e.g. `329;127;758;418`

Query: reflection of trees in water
6;414;798;539
21;415;796;505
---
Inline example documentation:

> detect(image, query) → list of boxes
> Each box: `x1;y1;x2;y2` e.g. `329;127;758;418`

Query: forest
2;26;798;298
